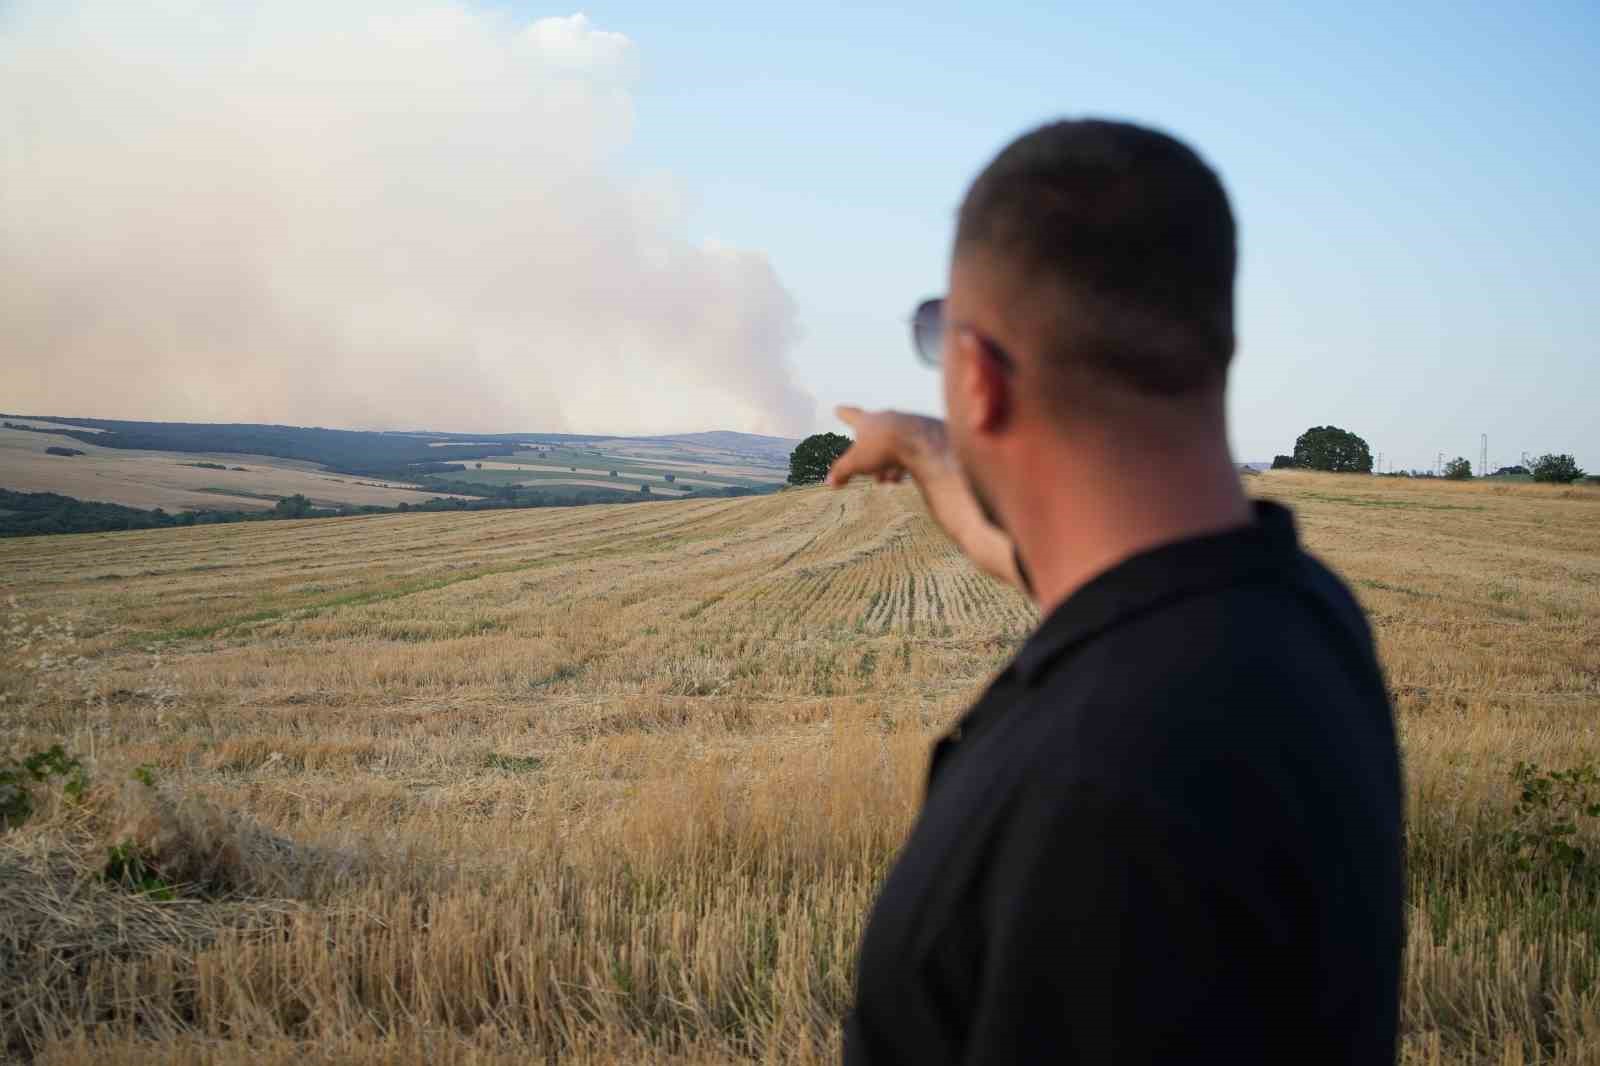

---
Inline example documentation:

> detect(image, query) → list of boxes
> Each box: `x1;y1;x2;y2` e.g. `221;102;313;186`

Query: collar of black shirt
1007;499;1301;688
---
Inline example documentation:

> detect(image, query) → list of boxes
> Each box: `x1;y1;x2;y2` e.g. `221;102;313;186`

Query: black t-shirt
845;501;1403;1064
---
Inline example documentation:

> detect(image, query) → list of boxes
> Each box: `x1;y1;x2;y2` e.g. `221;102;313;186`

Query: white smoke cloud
0;2;815;436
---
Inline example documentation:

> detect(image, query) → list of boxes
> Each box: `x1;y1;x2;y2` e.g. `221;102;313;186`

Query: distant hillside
2;415;798;479
658;431;799;466
0;414;790;528
3;415;507;479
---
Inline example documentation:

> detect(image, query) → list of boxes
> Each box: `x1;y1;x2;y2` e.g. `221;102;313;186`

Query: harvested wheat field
1;472;1598;1064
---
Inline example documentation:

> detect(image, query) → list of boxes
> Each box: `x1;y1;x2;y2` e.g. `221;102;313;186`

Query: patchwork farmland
0;419;792;518
0;424;470;514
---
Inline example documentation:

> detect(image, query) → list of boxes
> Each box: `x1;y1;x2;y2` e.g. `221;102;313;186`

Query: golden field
0;425;474;513
1;471;1598;1064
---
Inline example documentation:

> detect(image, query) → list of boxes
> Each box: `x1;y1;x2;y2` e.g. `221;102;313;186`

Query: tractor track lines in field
2;472;1594;1064
2;482;1036;653
113;503;774;642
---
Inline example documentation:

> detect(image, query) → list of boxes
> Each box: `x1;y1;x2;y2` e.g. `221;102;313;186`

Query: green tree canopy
1530;453;1586;484
788;432;852;485
1292;426;1373;474
1443;457;1473;480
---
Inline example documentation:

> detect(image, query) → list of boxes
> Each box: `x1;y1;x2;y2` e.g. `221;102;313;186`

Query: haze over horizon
3;1;1595;470
2;2;815;439
0;411;803;446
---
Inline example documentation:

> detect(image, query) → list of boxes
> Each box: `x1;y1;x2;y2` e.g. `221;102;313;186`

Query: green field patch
1358;578;1432;598
158;607;287;641
515;446;782;479
193;486;284;502
438;461;778;491
428;468;539;486
142;568;524;643
483;753;544;773
1301;492;1485;512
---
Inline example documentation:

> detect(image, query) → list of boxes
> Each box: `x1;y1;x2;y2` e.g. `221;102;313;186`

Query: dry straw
1;473;1598;1063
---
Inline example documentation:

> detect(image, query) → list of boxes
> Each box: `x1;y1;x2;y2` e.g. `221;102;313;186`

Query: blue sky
2;2;1592;469
515;0;1597;470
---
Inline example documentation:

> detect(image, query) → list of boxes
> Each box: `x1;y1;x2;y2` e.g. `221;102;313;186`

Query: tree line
1271;427;1588;483
0;481;774;539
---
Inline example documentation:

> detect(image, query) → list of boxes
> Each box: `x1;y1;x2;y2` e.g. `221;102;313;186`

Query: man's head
939;119;1237;524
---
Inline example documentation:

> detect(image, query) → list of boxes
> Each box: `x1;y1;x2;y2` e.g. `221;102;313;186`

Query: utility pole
1436;452;1443;477
1480;434;1488;478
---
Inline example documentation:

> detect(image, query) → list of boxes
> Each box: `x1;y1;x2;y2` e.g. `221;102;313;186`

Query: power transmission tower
1480;434;1488;478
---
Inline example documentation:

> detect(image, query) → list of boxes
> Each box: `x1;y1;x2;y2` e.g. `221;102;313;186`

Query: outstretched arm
827;406;1023;592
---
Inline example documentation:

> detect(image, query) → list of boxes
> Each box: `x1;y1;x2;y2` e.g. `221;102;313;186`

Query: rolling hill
0;414;796;519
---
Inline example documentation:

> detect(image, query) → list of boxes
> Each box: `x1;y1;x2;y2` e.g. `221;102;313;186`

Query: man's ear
954;330;1012;436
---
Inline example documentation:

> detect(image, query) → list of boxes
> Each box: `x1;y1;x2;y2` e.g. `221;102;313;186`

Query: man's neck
1003;422;1253;618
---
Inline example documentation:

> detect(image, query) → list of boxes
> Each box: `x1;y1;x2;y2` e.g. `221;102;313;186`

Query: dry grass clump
2;706;914;1062
1;473;1598;1062
0;764;333;1061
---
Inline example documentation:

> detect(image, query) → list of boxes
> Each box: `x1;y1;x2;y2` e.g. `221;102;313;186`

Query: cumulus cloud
0;2;814;436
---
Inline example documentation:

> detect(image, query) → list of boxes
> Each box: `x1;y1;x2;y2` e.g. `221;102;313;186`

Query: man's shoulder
1070;553;1374;699
1011;551;1391;793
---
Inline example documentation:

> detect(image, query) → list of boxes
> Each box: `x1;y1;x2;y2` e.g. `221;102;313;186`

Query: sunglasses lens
912;298;944;366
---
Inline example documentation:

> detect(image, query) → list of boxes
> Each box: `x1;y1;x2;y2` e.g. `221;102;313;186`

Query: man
830;120;1403;1063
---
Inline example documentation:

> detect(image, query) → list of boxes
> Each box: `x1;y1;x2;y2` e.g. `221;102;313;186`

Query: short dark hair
956;119;1236;395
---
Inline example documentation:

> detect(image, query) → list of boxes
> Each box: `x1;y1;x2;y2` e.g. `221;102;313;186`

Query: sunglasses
910;297;1016;372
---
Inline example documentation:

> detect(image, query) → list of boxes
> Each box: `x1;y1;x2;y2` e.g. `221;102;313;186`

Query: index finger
827;440;868;487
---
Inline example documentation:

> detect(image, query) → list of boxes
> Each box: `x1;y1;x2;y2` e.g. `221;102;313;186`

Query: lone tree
1529;453;1586;484
1292;426;1373;474
273;494;312;518
1442;457;1473;480
788;432;852;485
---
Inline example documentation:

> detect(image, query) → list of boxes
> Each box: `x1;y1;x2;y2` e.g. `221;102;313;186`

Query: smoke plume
0;3;815;435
